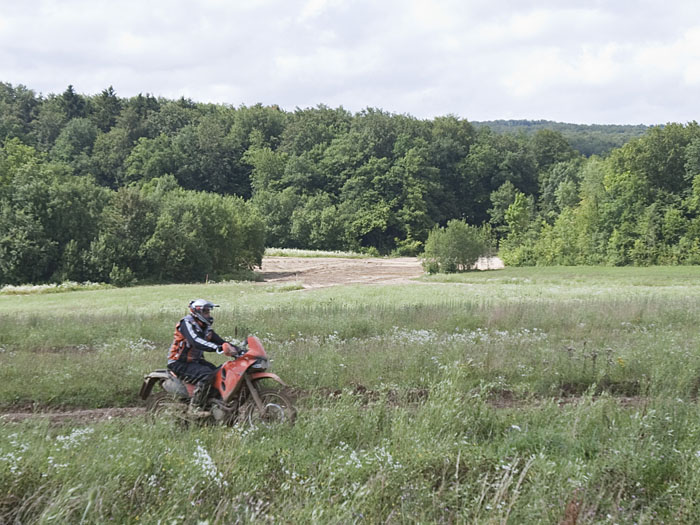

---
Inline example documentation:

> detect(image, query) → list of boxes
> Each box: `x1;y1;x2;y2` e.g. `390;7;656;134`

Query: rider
167;299;239;411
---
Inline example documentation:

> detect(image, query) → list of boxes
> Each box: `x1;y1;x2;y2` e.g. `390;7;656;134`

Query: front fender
249;372;288;387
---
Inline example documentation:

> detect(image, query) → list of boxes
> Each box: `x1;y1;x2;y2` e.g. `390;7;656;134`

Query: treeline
1;81;699;285
473;120;649;157
0;139;264;285
501;122;700;266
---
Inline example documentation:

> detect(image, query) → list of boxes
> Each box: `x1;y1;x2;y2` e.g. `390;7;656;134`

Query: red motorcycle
139;336;296;426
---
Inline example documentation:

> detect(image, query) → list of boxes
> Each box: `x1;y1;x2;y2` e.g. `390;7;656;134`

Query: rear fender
249;372;287;387
139;370;170;400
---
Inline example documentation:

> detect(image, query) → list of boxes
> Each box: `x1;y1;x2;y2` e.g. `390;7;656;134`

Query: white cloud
634;26;700;86
1;0;700;123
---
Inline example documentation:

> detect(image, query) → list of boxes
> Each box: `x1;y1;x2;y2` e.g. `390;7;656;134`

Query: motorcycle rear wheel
146;391;188;423
242;389;296;427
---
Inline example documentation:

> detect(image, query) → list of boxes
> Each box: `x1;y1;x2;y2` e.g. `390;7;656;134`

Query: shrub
421;220;491;273
109;265;137;287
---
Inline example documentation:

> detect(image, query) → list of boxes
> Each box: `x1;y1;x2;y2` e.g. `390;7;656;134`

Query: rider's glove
222;342;238;357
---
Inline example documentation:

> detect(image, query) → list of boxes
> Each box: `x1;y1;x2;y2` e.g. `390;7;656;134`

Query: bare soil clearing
256;256;504;289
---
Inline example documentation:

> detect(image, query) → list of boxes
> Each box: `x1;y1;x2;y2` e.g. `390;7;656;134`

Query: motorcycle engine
211;404;226;421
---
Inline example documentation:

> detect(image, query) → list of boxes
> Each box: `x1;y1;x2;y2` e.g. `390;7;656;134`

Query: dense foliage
0;139;264;286
1;81;699;284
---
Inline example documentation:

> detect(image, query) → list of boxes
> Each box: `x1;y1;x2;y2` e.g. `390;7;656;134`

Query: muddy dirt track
256;256;504;288
1;392;646;424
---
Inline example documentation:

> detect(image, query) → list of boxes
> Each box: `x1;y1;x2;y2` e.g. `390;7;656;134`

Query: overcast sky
2;0;699;125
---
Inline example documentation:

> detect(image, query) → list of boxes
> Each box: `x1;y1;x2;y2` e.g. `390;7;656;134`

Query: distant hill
472;119;651;157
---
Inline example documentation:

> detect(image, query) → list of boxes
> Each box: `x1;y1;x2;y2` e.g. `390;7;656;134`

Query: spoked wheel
146;391;188;423
243;389;296;427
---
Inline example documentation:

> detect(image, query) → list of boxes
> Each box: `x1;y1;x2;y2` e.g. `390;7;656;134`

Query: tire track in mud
0;407;145;424
0;390;648;424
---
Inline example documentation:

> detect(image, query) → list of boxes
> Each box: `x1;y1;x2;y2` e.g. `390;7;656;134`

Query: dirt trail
0;407;145;424
1;393;647;424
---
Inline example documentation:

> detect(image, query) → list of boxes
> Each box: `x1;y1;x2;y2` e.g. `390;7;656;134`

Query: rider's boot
188;381;211;417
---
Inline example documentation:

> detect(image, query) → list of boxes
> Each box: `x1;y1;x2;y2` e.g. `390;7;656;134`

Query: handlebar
217;341;248;357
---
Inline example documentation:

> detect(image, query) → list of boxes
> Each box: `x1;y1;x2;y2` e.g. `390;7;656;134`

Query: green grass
0;281;113;295
3;266;700;523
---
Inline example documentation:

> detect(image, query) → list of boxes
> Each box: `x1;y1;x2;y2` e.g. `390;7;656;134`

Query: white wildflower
193;440;227;487
56;427;95;450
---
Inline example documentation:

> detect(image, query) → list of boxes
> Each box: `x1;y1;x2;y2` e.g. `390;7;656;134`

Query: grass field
2;266;700;523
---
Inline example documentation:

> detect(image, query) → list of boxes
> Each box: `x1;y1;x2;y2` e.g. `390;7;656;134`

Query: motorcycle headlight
251;357;268;371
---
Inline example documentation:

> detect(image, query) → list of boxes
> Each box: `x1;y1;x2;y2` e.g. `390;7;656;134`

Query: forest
1;81;700;286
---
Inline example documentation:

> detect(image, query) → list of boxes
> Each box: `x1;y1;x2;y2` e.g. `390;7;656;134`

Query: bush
109;265;137;287
420;220;491;273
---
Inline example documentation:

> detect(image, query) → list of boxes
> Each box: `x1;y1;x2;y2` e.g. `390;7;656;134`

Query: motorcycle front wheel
242;388;296;427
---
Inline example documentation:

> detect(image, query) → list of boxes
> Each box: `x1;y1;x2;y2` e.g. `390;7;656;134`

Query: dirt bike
139;335;296;426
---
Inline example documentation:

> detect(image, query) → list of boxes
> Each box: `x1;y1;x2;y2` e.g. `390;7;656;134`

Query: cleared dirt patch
256;256;503;289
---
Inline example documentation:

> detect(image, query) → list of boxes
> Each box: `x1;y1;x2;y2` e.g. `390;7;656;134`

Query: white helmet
189;299;219;327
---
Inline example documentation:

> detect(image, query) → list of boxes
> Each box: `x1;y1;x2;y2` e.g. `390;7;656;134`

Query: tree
538;158;583;220
124;134;181;184
140;186;264;281
89;86;122;132
386;146;441;252
58;85;87;120
115;93;160;143
279;104;352;156
532;129;577;172
337;156;394;252
30;96;69;151
84;185;158;281
498;191;537;266
611;122;700;198
50;118;99;176
489;181;518;237
459;131;537;224
144;97;200;136
290;192;344;250
0;139;107;284
427;116;475;221
171;114;247;195
250;187;302;248
0;82;39;145
90;127;133;187
244;145;289;195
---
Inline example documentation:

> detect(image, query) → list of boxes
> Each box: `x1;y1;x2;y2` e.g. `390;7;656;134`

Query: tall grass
3;266;700;522
4;395;700;522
